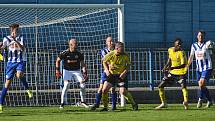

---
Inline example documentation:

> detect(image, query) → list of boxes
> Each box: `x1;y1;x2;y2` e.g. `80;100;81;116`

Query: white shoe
197;99;203;108
205;101;213;108
59;103;64;109
79;102;89;108
183;101;189;110
155;103;167;109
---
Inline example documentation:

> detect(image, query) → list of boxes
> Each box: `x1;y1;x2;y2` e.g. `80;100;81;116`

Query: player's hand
118;77;124;82
56;70;61;79
119;73;126;80
105;70;111;76
83;71;89;82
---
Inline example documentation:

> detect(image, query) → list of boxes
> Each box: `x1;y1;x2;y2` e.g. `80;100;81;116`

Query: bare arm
14;40;25;51
55;57;61;72
187;54;194;68
119;63;130;80
80;60;87;73
163;58;171;71
103;61;110;76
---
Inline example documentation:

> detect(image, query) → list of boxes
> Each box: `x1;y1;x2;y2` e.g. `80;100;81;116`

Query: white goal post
0;4;124;106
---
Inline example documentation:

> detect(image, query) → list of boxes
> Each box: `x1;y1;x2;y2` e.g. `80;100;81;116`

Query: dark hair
115;42;124;47
174;38;183;45
198;30;206;36
9;24;19;29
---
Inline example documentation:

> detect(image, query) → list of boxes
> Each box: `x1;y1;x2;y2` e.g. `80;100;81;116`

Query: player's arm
14;36;25;51
103;53;113;76
55;57;62;79
187;45;195;68
80;53;88;82
162;58;171;71
80;60;88;80
120;55;130;80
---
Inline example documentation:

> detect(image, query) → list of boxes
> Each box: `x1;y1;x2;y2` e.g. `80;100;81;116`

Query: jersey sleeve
2;37;8;48
58;51;66;60
168;48;172;58
103;51;113;63
125;53;131;65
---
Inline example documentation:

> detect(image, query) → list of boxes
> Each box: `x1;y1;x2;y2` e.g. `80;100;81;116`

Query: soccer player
187;31;213;108
0;24;33;113
91;36;118;111
102;42;138;111
56;38;88;109
155;38;189;110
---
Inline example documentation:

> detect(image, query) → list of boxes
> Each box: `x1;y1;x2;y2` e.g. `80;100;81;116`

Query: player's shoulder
168;47;174;52
123;51;129;57
60;49;69;55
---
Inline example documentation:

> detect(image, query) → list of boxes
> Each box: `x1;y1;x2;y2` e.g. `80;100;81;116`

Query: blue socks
0;88;8;105
198;88;204;100
95;92;102;106
198;87;211;101
204;87;211;101
111;92;117;109
20;76;29;90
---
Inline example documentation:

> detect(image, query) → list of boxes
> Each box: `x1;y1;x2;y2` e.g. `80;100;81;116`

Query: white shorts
63;69;84;83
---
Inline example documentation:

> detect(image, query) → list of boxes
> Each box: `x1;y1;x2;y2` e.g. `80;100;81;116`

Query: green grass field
0;104;215;121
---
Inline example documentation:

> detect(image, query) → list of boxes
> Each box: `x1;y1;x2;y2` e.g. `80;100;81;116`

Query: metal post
35;15;39;105
149;49;154;91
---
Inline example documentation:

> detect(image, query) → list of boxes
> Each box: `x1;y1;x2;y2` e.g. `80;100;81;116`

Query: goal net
0;4;124;106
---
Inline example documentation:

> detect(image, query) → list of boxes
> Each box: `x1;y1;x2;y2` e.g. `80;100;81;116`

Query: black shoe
100;107;108;112
90;104;99;111
132;103;138;111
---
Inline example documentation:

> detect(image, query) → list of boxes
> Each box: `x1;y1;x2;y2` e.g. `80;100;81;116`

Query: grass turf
0;104;215;121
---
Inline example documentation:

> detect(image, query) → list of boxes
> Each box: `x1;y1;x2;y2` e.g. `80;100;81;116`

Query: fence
0;48;214;106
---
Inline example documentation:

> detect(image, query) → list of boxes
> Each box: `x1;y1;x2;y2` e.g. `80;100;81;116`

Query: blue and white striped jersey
190;42;212;72
2;35;26;62
100;47;111;60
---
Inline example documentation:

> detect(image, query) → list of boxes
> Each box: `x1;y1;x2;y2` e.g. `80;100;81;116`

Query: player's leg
155;76;170;109
73;71;88;108
16;62;33;98
196;71;204;108
0;62;15;113
178;75;188;110
110;86;117;110
198;70;213;108
120;78;128;107
120;86;138;111
101;80;113;111
60;80;69;108
91;72;106;110
60;69;72;108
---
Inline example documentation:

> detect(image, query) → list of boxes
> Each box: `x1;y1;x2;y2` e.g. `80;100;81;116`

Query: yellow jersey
168;47;187;75
103;50;131;74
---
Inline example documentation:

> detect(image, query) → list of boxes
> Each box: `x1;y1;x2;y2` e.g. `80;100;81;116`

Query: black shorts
162;73;187;85
106;74;128;88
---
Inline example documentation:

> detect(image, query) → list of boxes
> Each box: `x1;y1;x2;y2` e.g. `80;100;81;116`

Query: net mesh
0;5;120;106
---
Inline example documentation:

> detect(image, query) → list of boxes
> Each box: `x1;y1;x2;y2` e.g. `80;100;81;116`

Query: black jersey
58;49;84;71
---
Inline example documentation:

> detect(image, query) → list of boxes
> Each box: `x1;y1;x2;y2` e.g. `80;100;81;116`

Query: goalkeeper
101;42;138;111
155;38;189;110
56;38;88;109
0;24;33;113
